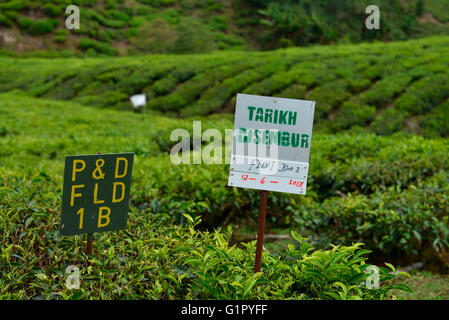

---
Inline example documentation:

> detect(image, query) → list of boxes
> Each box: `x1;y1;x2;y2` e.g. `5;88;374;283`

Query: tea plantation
1;36;448;138
0;87;447;298
1;34;449;299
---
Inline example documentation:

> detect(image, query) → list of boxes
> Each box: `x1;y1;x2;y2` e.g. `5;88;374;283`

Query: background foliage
0;0;449;55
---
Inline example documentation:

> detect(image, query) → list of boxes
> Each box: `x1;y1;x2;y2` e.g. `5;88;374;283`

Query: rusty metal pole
86;233;93;255
254;190;268;273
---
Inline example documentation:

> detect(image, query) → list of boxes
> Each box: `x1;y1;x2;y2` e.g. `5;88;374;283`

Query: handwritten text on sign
60;153;134;236
229;155;308;194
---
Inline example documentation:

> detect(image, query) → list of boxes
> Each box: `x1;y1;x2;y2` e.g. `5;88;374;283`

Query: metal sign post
254;190;268;273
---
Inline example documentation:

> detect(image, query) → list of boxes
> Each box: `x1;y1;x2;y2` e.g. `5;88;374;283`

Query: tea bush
421;99;449;137
360;73;413;107
294;171;449;265
0;190;410;300
0;13;13;27
185;229;411;300
18;17;58;35
78;38;118;56
395;73;449;116
331;98;376;130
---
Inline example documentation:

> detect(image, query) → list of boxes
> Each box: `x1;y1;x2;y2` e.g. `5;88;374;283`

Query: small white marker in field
130;94;146;107
130;94;147;112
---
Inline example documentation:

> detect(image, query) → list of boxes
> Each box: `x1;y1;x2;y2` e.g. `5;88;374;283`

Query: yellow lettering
115;157;128;179
93;183;105;204
70;184;84;207
77;208;84;229
97;206;111;228
72;159;86;182
112;182;125;203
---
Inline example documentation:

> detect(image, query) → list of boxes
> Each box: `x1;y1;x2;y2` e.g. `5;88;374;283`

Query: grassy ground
395;271;449;300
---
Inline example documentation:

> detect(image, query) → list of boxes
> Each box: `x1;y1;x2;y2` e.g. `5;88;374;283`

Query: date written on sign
228;172;307;194
60;153;134;236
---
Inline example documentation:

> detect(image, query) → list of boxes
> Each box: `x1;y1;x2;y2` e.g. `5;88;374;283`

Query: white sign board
228;93;315;194
130;94;146;108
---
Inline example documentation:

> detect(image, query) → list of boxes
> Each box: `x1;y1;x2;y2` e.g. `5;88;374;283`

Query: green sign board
60;153;134;236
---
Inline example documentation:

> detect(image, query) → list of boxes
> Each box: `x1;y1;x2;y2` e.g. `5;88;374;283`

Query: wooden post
254;190;268;273
86;233;93;255
85;152;102;256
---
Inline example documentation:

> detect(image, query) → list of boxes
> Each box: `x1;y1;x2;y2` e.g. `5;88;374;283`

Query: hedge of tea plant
1;92;448;272
294;171;449;265
0;94;414;299
1;36;449;137
0;195;411;300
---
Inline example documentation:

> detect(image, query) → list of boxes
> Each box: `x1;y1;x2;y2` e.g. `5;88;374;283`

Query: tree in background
130;17;217;54
416;0;425;17
130;18;179;54
174;17;217;54
258;1;342;47
254;0;426;47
